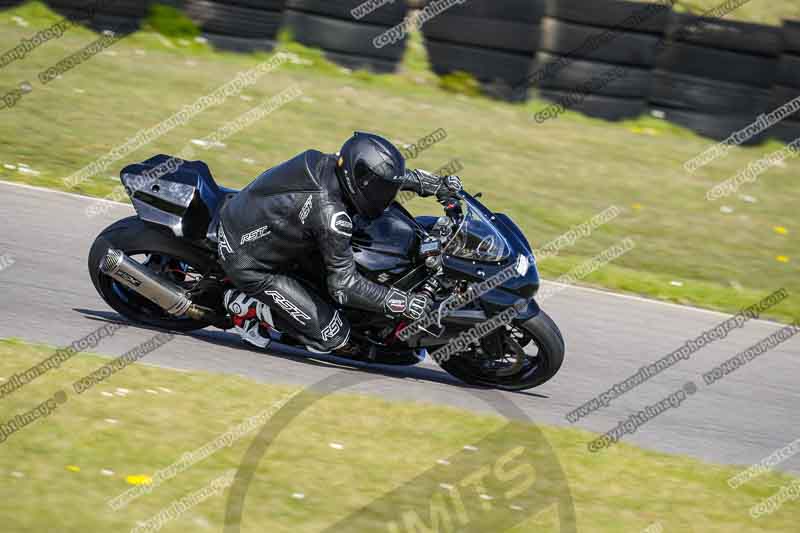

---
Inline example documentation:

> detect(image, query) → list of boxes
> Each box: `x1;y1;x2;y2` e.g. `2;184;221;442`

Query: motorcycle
88;155;565;391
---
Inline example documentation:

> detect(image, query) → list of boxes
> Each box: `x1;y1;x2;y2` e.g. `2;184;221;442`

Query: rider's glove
404;169;462;201
383;288;432;321
435;175;463;204
405;292;432;321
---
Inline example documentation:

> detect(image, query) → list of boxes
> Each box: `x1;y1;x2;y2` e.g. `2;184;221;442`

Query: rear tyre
439;310;565;391
88;217;219;332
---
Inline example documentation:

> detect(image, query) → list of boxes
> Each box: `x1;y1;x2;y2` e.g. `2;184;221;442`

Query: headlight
515;254;529;276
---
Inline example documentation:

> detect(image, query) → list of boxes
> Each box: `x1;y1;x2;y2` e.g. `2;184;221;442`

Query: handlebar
439;193;463;219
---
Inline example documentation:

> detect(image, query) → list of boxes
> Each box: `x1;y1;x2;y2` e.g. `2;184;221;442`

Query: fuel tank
352;204;420;285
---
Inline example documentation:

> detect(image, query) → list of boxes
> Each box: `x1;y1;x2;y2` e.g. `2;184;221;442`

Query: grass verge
0;339;798;532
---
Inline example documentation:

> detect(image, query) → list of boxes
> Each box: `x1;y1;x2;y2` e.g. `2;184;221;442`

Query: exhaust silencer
100;249;192;316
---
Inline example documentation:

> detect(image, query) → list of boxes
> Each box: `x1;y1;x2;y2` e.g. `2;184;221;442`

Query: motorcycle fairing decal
264;290;311;325
299;194;313;225
331;211;353;237
321;310;343;341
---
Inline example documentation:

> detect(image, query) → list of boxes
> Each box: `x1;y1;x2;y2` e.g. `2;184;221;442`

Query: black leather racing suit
217;149;445;352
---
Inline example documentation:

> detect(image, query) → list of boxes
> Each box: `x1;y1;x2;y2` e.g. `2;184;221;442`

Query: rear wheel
88;217;220;332
438;310;565;391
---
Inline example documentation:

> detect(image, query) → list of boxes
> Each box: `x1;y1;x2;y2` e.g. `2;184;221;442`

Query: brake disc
476;330;528;378
494;335;527;377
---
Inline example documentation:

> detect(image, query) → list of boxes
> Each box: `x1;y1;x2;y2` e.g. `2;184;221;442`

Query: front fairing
442;194;539;302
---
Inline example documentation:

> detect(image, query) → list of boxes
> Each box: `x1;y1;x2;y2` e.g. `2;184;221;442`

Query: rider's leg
221;262;350;352
256;272;351;353
218;229;281;349
218;222;350;353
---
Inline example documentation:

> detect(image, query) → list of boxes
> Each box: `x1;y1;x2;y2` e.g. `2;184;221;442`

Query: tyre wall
532;0;670;121
650;12;782;143
282;0;410;73
6;1;800;143
420;0;545;101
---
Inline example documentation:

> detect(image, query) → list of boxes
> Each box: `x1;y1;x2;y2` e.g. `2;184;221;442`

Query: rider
217;131;463;352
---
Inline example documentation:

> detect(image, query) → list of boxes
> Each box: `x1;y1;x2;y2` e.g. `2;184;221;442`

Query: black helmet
335;132;406;219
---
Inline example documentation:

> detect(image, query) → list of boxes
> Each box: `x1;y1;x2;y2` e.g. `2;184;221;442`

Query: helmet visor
354;161;402;218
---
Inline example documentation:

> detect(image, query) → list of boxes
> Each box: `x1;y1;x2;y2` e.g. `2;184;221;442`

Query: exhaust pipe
100;249;192;316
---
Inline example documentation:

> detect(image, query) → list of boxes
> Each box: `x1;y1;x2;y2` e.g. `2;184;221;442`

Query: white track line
0;179;129;207
0;179;787;328
541;280;782;328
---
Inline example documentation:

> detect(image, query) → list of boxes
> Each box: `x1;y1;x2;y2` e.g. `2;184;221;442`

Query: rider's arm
314;203;400;313
399;169;462;199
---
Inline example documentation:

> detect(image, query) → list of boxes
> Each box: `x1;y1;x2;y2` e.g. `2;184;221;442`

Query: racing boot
224;289;273;349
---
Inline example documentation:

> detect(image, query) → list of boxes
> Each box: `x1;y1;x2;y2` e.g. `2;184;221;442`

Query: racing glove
435;175;463;204
402;169;463;203
383;288;433;321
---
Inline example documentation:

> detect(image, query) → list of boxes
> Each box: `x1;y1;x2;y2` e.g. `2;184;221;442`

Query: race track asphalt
1;180;797;474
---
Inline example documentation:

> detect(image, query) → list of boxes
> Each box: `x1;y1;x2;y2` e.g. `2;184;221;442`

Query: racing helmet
335;132;406;219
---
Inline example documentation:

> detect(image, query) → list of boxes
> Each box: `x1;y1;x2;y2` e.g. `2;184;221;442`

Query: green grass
674;0;800;24
627;0;800;25
0;339;798;532
144;4;200;39
0;2;798;324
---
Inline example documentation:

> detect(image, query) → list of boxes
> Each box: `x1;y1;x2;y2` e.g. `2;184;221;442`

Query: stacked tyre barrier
650;13;781;143
532;0;670;121
770;22;800;143
184;0;285;53
283;0;409;73
5;1;800;145
420;0;544;101
44;0;170;33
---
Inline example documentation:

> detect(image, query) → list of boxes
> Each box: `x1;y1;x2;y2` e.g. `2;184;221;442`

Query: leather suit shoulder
246;150;326;196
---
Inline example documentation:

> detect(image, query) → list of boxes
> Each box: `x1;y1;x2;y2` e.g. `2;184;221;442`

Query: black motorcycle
88;155;564;391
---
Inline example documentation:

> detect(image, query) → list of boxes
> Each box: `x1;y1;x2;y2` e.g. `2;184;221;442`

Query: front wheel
438;310;565;391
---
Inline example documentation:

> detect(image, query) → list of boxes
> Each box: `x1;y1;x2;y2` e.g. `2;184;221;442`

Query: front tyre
438;310;565;391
